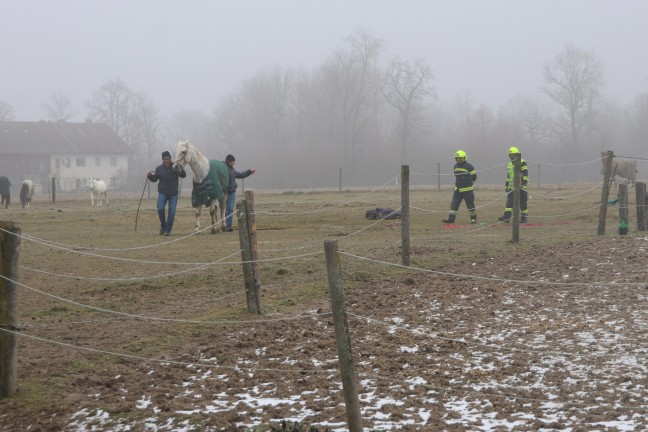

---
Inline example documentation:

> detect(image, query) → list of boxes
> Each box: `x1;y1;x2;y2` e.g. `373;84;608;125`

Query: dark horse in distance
0;176;11;209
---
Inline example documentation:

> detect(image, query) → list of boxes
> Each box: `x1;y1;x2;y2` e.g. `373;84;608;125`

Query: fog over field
1;0;647;188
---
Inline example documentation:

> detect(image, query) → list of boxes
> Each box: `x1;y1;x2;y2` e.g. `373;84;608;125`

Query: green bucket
618;220;628;235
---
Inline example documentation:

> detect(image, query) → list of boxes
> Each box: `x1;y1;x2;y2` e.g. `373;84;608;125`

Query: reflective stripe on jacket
454;161;477;192
505;158;529;191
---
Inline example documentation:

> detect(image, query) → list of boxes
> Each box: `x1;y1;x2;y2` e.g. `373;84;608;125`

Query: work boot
520;215;528;223
498;212;511;223
470;215;477;224
442;215;456;224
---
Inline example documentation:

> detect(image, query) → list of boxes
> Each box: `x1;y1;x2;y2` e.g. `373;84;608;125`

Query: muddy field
0;185;647;431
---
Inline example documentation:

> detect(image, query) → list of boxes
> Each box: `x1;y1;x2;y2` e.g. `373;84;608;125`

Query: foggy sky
2;0;648;121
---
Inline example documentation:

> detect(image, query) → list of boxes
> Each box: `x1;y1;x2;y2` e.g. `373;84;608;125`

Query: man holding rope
147;151;186;236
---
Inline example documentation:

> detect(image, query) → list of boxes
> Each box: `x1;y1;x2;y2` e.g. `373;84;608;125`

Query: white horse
173;140;229;234
88;177;108;206
601;152;638;185
19;180;34;208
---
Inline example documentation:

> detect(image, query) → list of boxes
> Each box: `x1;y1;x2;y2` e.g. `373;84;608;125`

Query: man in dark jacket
147;151;186;235
442;150;477;225
224;154;256;232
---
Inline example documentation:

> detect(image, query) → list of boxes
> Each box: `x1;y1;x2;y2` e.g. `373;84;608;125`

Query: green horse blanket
191;160;229;208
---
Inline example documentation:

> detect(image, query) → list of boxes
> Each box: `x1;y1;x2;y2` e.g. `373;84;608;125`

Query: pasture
0;183;647;431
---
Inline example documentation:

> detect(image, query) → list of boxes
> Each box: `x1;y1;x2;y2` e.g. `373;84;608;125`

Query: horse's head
173;140;190;174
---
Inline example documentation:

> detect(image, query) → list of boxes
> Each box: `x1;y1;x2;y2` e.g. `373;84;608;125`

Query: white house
0;120;130;192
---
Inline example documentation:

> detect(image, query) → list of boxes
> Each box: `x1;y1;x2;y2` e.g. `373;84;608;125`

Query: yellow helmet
454;150;467;160
508;146;520;155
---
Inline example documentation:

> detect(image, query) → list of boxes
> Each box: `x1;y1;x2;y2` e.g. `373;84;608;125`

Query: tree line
2;30;647;187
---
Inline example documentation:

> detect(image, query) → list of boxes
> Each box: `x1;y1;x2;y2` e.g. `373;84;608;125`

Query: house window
64;158;71;168
55;158;60;169
110;157;117;167
76;157;86;167
95;157;101;167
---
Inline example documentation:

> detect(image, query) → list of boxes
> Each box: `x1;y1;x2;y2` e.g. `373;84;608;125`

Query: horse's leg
194;206;202;233
90;191;95;206
210;200;218;234
105;191;109;206
219;196;227;232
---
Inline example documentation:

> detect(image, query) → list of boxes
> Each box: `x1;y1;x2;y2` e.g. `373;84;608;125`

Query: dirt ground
1;188;647;431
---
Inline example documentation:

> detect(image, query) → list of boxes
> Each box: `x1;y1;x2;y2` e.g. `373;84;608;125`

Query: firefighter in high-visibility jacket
443;150;477;225
498;146;529;223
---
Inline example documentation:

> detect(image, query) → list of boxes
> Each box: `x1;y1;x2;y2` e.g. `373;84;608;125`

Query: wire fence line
1;150;625;257
338;251;648;288
0;273;332;327
525;156;605;167
255;175;399;216
411;161;509;177
0;327;337;375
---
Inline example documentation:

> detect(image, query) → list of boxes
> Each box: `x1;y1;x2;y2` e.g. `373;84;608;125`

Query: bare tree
86;78;159;155
381;56;435;162
324;30;384;181
505;96;554;147
0;101;14;121
86;78;136;145
163;110;215;155
86;78;161;170
212;67;297;187
41;91;75;121
130;92;160;160
542;44;604;152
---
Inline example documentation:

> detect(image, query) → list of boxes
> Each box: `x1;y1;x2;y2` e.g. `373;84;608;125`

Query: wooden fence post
236;191;261;314
597;151;614;235
324;240;363;432
0;221;21;399
618;184;629;229
636;182;647;231
401;165;410;267
339;167;343;192
512;155;521;244
51;177;56;203
437;162;441;191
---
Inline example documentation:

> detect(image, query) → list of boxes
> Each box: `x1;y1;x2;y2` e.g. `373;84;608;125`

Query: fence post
636;182;647;231
339;167;343;192
236;191;261;314
51;177;56;203
618;184;629;230
0;221;21;399
437;162;441;191
597;151;614;235
401;165;410;267
537;163;541;189
512;155;521;244
324;240;363;432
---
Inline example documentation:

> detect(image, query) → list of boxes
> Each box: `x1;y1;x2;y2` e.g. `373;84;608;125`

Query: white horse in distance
173;140;229;234
20;180;34;208
88;177;108;206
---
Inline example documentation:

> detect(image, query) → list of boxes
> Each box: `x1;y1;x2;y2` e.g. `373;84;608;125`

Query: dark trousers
448;190;476;220
504;189;528;215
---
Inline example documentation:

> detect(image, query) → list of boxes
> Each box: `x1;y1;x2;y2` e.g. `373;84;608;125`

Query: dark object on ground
366;207;401;220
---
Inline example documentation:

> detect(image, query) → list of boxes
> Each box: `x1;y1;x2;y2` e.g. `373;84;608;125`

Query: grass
0;182;640;428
